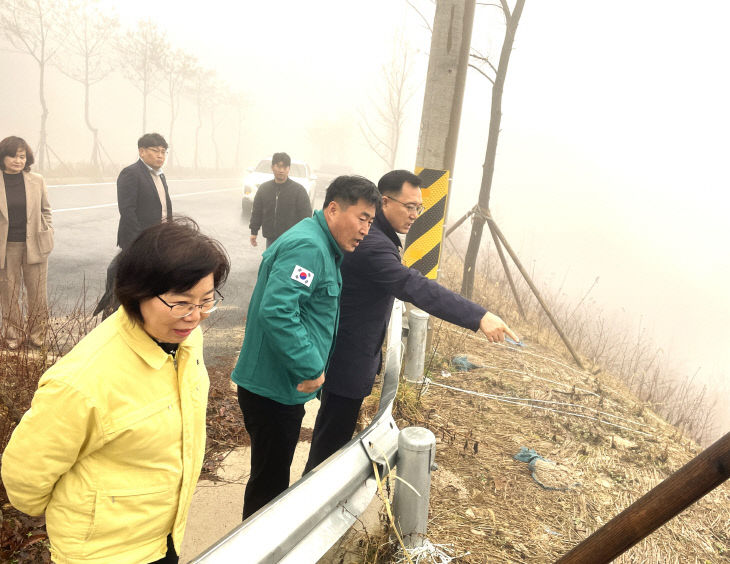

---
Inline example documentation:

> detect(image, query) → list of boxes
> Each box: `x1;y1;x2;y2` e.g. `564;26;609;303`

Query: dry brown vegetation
442;239;719;446
338;246;729;563
389;330;729;562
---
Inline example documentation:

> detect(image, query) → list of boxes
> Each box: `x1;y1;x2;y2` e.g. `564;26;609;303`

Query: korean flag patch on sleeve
291;265;314;287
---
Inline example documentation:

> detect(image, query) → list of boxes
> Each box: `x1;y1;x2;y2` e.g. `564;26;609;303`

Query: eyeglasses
145;147;169;156
156;290;223;318
385;195;425;216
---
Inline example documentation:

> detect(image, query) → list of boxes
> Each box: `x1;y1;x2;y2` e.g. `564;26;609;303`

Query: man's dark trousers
237;386;305;519
303;391;364;474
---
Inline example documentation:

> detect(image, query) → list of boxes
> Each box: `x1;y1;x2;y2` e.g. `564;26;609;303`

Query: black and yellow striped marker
403;168;449;279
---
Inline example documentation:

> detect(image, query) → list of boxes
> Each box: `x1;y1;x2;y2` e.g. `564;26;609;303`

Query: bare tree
206;77;231;172
163;49;196;170
460;0;525;298
190;67;215;171
117;19;167;132
57;0;118;176
359;34;417;172
0;0;65;171
229;91;247;171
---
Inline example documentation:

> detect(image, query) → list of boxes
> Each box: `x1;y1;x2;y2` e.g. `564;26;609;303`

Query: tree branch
406;0;433;33
468;62;495;84
470;49;498;75
500;0;511;20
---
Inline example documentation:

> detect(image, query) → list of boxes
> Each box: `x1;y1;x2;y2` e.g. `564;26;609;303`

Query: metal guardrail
190;300;405;563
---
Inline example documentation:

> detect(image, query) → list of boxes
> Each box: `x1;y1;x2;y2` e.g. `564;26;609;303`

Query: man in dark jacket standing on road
233;175;380;520
94;133;172;317
116;133;172;250
249;152;312;248
304;170;519;474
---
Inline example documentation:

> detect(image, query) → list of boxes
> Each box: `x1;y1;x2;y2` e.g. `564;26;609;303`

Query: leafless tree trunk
164;50;196;170
359;33;417;172
461;0;525;298
191;68;213;171
1;0;64;172
57;0;118;176
231;92;246;171
117;19;167;133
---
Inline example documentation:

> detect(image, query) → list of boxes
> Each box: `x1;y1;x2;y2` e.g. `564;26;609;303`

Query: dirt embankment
343;320;730;563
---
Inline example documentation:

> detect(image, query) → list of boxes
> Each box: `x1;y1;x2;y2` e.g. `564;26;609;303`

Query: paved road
47;177;263;363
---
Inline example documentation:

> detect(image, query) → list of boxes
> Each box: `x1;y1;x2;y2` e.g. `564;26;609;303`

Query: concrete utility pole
403;0;475;362
415;0;476;179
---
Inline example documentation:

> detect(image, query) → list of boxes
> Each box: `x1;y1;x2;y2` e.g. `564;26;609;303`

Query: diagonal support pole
485;215;526;320
486;212;584;370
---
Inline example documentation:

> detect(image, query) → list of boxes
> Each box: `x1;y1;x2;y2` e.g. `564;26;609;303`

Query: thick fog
1;1;728;435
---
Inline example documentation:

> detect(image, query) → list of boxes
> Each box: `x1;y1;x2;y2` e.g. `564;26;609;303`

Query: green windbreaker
231;209;343;404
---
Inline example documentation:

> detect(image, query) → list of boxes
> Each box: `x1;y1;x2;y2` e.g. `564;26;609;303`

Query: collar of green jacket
313;209;344;266
116;306;203;370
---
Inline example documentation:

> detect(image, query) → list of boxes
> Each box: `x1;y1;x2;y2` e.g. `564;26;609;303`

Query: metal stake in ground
393;427;437;548
404;308;429;383
556;430;730;563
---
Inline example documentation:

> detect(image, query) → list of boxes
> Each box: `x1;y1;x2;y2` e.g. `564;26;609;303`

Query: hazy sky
451;1;730;432
2;1;728;430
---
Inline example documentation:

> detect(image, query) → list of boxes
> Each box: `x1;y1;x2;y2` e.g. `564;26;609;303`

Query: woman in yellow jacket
2;218;230;563
0;135;54;349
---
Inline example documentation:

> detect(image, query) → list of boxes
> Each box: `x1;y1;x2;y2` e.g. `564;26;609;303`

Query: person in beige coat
0;136;54;349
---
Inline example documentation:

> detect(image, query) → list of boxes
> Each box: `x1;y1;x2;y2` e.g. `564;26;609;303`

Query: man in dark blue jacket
303;170;518;473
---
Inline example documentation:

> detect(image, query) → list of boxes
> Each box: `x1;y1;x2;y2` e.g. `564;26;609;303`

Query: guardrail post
404;308;429;383
393;426;436;548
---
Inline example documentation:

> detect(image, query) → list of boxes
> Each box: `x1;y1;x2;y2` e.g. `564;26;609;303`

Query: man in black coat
249;152;312;248
303;170;519;473
94;133;172;317
116;133;173;249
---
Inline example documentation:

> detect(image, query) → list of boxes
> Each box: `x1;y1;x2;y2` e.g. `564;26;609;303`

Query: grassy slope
386;324;729;562
346;254;729;563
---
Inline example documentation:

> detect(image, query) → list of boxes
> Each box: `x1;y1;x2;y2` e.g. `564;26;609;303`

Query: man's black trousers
303;391;364;474
237;386;305;519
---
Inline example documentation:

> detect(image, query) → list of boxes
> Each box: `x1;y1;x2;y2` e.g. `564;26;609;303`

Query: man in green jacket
232;175;380;519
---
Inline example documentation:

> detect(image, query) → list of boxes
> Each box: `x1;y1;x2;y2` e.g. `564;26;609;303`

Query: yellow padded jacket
1;308;209;563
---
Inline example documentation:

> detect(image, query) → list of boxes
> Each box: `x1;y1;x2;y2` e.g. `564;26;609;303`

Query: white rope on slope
459;364;649;427
489;341;624;409
491;393;652;428
478;363;600;398
493;341;589;377
423;378;654;437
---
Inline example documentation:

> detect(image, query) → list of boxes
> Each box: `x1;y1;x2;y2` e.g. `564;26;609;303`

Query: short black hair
323;175;380;209
271;152;291;167
138;133;168;149
0;136;34;172
378;170;422;196
115;217;230;325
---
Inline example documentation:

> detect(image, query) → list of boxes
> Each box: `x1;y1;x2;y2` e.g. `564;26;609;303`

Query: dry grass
440;239;719;446
404;325;729;562
339;243;729;563
349;323;729;563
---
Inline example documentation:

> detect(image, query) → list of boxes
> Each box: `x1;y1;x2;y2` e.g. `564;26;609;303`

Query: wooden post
486;218;526;319
557;431;730;563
